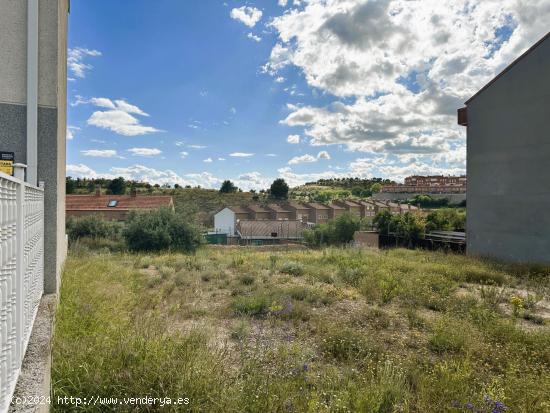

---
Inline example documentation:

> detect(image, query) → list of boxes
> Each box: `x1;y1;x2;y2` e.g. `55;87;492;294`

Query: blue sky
66;0;548;189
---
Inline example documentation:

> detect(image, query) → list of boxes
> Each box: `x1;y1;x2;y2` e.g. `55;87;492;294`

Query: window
107;200;118;207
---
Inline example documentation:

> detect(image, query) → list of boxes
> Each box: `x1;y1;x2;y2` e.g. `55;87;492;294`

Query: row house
327;203;346;220
305;203;331;224
246;204;272;220
284;202;311;222
214;199;422;235
333;199;362;218
267;203;293;220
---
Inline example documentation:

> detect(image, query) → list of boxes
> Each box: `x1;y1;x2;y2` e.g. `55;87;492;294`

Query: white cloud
278;0;288;6
278;166;347;187
288;154;317;165
230;107;237;114
287;134;300;144
203;157;213;163
86;98;161;136
235;172;271;190
247;33;262;42
66;125;80;140
230;6;263;27
67;47;101;78
288;150;331;164
81;149;118;158
180;151;189;158
267;0;550;175
67;164;111;179
218;157;226;161
128;147;162;157
230;152;254;158
188;144;207;149
275;76;285;83
266;153;277;157
66;164;224;189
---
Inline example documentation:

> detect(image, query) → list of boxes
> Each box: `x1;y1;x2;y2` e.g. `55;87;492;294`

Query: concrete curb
9;294;57;413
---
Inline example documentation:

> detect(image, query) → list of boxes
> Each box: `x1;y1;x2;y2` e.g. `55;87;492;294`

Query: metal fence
0;172;44;412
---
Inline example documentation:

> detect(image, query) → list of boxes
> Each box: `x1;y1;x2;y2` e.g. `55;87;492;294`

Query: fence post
15;183;24;366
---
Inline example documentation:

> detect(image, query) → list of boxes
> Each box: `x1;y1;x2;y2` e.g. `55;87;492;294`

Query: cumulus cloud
80;149;118;158
267;0;550;175
287;134;300;144
68;47;101;78
288;154;317;165
230;152;255;158
288;151;331;164
128;147;162;157
180;151;189;158
86;98;161;136
203;157;213;163
230;6;262;27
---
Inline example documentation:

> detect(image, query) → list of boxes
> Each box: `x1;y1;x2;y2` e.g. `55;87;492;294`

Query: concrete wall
0;0;68;293
466;35;550;263
373;192;466;203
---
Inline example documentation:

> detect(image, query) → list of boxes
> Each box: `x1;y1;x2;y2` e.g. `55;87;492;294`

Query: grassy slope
52;247;550;412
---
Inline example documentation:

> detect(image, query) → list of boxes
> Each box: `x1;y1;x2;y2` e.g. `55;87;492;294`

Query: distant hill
291;177;395;202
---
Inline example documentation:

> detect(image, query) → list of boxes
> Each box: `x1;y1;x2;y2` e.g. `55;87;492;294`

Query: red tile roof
284;202;310;210
267;204;291;213
236;220;306;239
66;195;173;211
247;204;271;213
306;202;330;210
226;206;250;214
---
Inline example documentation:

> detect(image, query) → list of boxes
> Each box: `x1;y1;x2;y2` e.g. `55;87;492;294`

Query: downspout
26;0;39;185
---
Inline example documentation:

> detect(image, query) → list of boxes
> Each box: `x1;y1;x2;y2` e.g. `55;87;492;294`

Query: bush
66;215;123;243
425;208;466;232
305;212;361;247
123;208;203;252
280;261;305;276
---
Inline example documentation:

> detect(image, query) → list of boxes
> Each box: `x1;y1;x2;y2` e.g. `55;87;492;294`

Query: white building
214;206;250;235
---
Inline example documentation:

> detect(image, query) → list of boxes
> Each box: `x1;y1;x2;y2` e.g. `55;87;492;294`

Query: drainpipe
26;0;39;185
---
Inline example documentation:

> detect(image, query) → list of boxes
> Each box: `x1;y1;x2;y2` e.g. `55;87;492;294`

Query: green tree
370;183;383;193
373;210;393;234
270;178;289;199
108;177;126;195
219;180;238;193
66;177;76;194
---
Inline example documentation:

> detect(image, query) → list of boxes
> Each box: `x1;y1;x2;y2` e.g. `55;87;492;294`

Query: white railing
0;172;44;413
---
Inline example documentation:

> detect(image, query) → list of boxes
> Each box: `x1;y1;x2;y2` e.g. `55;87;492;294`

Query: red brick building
404;175;466;187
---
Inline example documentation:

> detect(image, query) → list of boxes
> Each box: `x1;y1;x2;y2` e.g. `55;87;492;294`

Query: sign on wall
0;152;15;176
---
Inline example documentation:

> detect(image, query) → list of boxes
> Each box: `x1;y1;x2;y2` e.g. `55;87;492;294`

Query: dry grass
52;245;550;412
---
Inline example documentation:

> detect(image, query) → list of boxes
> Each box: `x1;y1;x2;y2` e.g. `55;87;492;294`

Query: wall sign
0;152;15;176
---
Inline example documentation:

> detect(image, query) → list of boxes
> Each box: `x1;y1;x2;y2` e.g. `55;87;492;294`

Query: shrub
232;294;271;316
305;212;361;247
280;261;305;276
321;328;379;361
123;208;203;252
66;215;122;243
